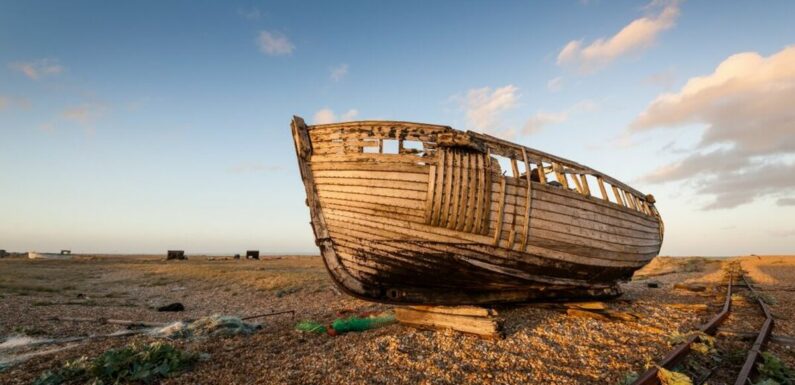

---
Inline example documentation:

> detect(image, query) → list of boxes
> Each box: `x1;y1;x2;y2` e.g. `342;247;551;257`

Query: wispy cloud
238;7;263;20
644;68;677;89
0;95;31;111
631;45;795;209
522;100;597;135
777;198;795;207
62;103;105;125
767;229;795;238
313;108;359;124
457;85;519;133
557;0;680;73
330;64;348;82
257;31;294;56
227;162;281;174
9;58;64;80
547;76;564;92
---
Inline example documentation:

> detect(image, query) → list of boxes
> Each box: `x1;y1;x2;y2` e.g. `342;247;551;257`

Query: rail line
630;262;774;385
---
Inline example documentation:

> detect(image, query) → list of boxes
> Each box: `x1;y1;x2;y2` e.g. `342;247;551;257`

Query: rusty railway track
630;262;774;385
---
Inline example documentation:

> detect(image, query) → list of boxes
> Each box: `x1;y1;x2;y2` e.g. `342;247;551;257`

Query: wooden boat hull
291;116;663;305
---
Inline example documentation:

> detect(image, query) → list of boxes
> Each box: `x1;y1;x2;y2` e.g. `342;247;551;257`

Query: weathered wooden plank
463;153;478;233
431;150;446;226
318;184;426;200
449;151;463;230
473;155;486;234
612;185;625;207
313;170;428;183
580;175;591;197
440;149;454;227
312;153;435;165
311;161;428;174
318;190;424;210
323;201;425;223
597;176;609;202
319;196;424;218
456;152;471;232
571;173;584;194
425;165;437;223
395;307;502;339
493;177;507;246
314;177;427;192
553;163;569;189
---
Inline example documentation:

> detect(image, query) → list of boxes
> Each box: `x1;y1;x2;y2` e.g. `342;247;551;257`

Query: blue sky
2;0;794;255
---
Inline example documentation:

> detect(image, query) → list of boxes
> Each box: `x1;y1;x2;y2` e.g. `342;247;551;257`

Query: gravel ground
739;255;795;373
1;255;792;384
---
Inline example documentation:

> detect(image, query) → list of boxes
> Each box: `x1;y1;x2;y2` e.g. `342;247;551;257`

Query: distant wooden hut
167;250;186;260
246;250;260;260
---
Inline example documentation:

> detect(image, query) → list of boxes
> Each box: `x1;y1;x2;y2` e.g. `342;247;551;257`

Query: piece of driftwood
395;306;502;339
673;283;707;292
240;309;296;321
51;316;167;327
669;303;708;311
291;116;664;305
561;302;639;322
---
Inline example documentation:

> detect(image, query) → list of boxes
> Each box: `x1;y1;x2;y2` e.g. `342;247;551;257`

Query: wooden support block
567;308;611;321
565;301;608;310
670;303;708;312
395;306;503;339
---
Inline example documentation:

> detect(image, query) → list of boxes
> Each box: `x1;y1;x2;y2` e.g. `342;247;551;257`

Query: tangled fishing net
295;311;395;336
152;315;261;339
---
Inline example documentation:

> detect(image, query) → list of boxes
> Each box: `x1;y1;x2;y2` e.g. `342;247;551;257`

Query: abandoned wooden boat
291;116;663;305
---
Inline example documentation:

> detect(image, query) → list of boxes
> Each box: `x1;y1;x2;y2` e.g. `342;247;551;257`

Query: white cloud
459;85;519;131
313;108;358;124
522;100;597;135
330;64;349;82
340;109;358;121
9;59;64;80
313;108;336;124
547;76;564;92
557;0;680;73
631;45;795;209
0;96;7;110
257;31;294;56
523;112;567;135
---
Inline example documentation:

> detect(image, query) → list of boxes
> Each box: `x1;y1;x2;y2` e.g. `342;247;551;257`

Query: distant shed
246;250;260;260
167;250;186;260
